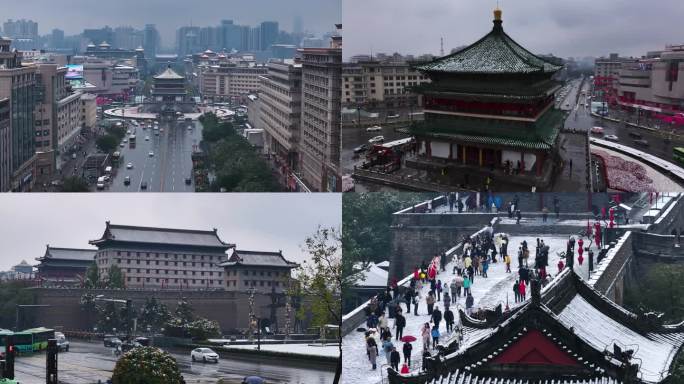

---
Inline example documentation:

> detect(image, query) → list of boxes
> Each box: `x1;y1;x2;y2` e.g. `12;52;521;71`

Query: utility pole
46;339;58;384
440;37;444;57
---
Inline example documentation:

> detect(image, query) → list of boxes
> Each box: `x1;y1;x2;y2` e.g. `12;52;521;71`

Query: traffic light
4;336;14;379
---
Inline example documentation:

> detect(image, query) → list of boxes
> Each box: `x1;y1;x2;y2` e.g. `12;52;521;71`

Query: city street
14;340;335;384
106;119;201;193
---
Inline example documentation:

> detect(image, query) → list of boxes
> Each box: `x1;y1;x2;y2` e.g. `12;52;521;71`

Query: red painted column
536;153;543;176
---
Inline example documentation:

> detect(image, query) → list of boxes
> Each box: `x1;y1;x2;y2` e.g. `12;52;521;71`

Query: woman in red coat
518;280;527;300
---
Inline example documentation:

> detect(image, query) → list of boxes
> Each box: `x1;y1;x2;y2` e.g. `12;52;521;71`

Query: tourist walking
444;308;454;333
504;253;511;273
482;258;489;278
513;279;520;303
390;347;401;371
443;291;451;312
421;323;431;351
395;312;406;340
519;280;527;301
404;288;413;315
432;306;442;330
382;338;394;363
436;279;443;301
465;293;474;316
463;275;471;296
426;292;436;315
403;342;413;367
367;338;378;370
431;325;440;349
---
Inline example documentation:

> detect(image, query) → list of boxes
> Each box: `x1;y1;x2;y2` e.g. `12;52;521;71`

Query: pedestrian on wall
367;337;378;370
465;293;474;316
395;312;406;340
390;346;401;371
444;308;454;333
431;325;440;349
403;342;413;367
426;292;435;316
431;305;442;330
421;323;431;351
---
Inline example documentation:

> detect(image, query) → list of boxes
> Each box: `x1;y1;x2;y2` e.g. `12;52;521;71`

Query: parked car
191;348;219;363
104;335;122;347
354;144;370;154
368;135;384;144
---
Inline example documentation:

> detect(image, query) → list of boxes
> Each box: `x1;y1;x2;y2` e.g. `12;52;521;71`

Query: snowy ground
221;343;340;358
341;232;596;384
590;145;681;191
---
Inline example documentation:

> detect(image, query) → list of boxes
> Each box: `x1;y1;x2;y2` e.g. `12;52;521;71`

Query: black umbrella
356;327;367;332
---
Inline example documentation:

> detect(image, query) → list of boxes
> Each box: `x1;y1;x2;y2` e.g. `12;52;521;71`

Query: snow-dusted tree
111;346;184;384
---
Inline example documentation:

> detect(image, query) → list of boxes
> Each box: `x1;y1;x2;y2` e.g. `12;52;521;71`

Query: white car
604;134;619;142
120;143;125;148
160;128;164;133
148;151;154;157
191;348;219;363
123;138;128;143
368;135;384;144
126;162;133;169
145;136;150;141
366;125;382;132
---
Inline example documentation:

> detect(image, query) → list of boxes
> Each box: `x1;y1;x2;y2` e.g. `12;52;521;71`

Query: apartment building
200;63;267;101
342;60;430;107
220;249;298;293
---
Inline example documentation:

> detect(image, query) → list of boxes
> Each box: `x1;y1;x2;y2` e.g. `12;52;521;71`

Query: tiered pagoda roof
154;66;185;80
390;269;684;384
415;9;562;75
220;249;298;269
89;222;234;251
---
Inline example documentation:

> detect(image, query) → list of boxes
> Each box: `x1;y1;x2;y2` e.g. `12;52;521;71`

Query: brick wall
29;288;296;333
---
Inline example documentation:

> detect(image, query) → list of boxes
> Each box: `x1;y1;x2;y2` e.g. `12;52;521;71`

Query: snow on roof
353;263;388;287
154;67;184;80
557;295;684;383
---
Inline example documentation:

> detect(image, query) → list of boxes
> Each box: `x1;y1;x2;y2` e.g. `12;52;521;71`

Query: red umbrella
400;335;417;343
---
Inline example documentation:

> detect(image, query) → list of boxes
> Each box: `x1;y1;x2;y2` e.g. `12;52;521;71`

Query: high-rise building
249;27;261;52
143;24;160;64
293;16;304;36
83;27;114;46
114;26;144;50
0;97;9;192
220;20;243;52
50;29;65;49
299;31;342;191
3;19;38;39
0;37;37;191
259;61;303;178
260;21;279;51
177;26;201;57
200;64;268;101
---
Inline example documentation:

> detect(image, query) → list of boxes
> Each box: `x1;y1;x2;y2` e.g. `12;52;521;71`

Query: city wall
29;288;294;333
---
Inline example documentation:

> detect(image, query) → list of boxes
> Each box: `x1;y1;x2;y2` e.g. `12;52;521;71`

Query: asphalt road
14;340;335;384
105;119;201;193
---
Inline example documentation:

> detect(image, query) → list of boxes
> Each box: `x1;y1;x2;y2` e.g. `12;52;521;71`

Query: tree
295;226;342;384
98;301;125;333
138;298;171;333
85;262;100;289
96;135;119;153
61;176;89;192
108;264;125;289
0;281;36;329
186;318;221;341
111;346;184;384
174;298;194;324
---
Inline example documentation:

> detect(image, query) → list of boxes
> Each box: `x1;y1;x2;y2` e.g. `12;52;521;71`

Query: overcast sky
2;0;340;45
343;0;684;60
0;194;340;271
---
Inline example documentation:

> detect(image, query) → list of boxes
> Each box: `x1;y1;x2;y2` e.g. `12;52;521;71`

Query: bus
23;327;54;351
1;332;34;354
674;147;684;165
129;135;136;149
112;151;122;166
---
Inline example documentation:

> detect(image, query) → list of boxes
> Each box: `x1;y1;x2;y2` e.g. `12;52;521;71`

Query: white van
104;166;113;175
96;176;106;190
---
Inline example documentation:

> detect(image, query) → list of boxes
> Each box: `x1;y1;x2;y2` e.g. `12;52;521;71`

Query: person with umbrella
401;337;414;367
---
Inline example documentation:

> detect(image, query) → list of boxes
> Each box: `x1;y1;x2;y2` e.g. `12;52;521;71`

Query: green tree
61;176;89;192
85;262;100;289
98;301;124;332
108;264;125;289
80;293;98;329
295;226;342;383
186;318;221;341
111;346;184;384
174;298;194;324
96;135;119;153
138;298;171;333
0;282;36;329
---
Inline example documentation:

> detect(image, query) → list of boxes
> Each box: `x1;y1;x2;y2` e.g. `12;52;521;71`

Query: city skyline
0;193;341;272
343;0;684;60
1;0;340;47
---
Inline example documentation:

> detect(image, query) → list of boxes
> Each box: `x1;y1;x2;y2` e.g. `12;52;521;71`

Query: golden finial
494;6;502;22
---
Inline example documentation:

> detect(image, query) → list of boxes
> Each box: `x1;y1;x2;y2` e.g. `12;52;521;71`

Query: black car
185;177;192;185
628;132;643;139
124;176;131;186
103;335;122;347
141;181;148;190
633;139;649;147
